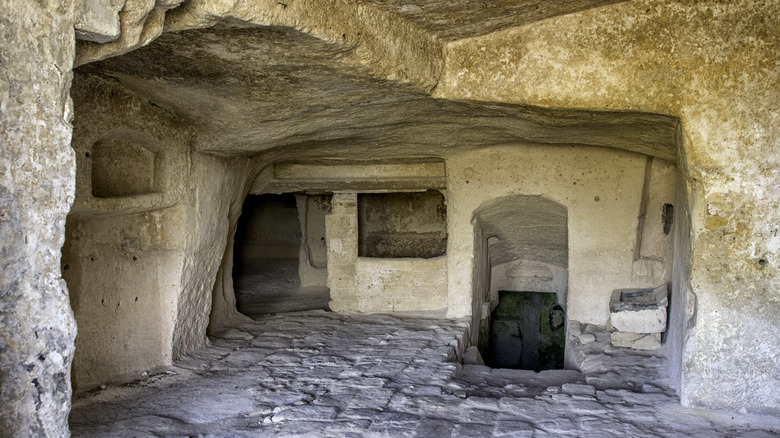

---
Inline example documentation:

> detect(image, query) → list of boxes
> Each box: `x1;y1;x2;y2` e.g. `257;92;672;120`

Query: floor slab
69;312;780;437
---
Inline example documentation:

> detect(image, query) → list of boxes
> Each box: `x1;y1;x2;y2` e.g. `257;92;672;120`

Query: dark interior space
486;291;566;370
233;193;329;315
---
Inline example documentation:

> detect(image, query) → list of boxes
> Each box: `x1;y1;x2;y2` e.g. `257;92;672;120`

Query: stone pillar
326;193;358;311
0;0;77;435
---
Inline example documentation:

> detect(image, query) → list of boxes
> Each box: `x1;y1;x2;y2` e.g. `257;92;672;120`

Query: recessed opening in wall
232;193;331;316
358;190;447;258
473;195;568;371
489;291;566;370
91;138;157;197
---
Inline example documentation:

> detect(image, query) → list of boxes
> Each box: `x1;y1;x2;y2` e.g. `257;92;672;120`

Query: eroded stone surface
0;1;77;436
69;312;780;437
2;2;778;436
434;0;780;412
75;26;679;158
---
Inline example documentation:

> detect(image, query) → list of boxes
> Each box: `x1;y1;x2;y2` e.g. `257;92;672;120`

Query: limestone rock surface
0;1;77;436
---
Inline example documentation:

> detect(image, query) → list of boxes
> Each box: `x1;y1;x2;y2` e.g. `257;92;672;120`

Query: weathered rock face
68;0;780;418
65;69;262;387
1;1;778;436
64;72;193;389
69;20;681;393
434;0;780;414
0;1;77;436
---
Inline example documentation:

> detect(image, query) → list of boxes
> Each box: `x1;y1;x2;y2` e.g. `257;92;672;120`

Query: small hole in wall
85;152;90;158
758;259;768;266
91;138;156;197
63;264;69;270
135;297;138;302
662;203;674;235
132;256;137;261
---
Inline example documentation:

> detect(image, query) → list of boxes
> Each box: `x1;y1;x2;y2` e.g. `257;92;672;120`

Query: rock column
0;0;77;436
326;193;358;311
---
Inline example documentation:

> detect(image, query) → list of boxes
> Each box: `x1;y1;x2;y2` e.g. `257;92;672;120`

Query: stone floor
234;258;330;316
69;311;780;437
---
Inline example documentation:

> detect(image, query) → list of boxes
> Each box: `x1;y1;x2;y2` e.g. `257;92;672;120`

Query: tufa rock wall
435;0;780;414
0;0;77;436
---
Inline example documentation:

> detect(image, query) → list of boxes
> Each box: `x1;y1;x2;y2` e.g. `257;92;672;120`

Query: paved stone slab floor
69;311;780;437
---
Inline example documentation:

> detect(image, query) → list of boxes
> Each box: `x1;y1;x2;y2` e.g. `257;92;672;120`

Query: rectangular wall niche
91;138;157;197
358;190;447;258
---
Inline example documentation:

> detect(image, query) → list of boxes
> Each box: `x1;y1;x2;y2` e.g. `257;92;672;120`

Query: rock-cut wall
435;0;780;415
0;1;78;436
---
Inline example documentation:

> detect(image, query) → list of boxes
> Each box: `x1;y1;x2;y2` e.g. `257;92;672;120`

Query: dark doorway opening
472;195;569;371
487;291;566;370
233;193;330;315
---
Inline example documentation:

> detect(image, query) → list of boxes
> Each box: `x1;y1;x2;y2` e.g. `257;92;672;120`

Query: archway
472;195;568;370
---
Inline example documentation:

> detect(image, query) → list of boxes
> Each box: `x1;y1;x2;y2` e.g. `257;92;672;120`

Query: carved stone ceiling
76;25;676;161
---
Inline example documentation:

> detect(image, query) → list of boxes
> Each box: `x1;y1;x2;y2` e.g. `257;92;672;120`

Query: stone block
610;332;661;350
463;346;485;366
610;331;643;348
631;333;662;351
609;284;668;333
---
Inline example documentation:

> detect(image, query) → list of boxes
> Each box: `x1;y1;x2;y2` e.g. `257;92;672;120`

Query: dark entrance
487;291;565;370
232;193;331;316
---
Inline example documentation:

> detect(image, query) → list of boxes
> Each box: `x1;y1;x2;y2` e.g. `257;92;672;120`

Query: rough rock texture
65;68;266;388
65;71;193;390
435;0;780;414
68;312;780;437
2;1;778;436
0;1;77;436
75;0;185;65
174;152;258;358
76;25;679;158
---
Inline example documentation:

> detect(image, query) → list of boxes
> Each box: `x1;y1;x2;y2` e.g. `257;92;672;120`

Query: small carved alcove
91;138;157;198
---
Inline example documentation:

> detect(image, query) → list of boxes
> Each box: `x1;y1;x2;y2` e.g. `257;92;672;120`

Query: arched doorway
473;195;568;370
